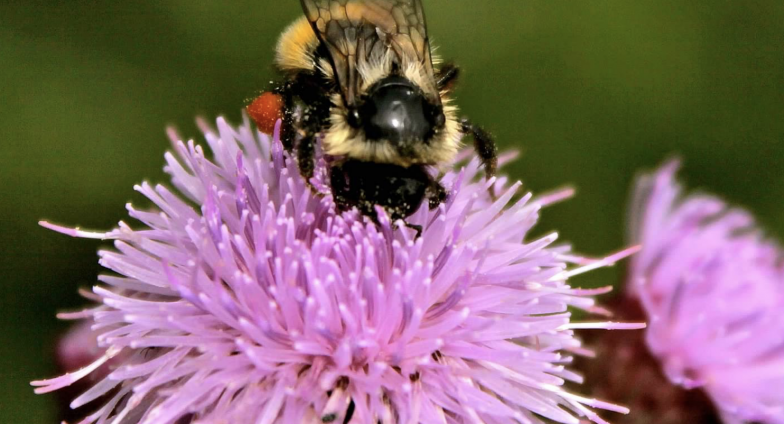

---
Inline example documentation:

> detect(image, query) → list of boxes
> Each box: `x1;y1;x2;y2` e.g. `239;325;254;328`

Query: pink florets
34;117;641;424
628;160;784;424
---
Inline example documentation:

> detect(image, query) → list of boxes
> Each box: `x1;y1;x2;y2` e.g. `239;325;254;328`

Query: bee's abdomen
331;160;430;221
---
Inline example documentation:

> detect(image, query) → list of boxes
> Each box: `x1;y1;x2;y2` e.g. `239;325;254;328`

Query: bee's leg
436;62;460;92
276;72;330;151
297;133;320;193
461;119;497;178
403;222;423;239
329;163;350;212
273;73;331;192
426;179;447;210
274;85;297;151
461;119;498;199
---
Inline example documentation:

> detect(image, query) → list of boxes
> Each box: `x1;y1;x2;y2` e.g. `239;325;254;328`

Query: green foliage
2;1;783;421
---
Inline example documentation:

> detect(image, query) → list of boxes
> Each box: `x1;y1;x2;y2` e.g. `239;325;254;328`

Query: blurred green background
2;1;783;421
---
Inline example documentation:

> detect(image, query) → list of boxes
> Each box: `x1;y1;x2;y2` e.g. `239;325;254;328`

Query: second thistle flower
628;160;784;424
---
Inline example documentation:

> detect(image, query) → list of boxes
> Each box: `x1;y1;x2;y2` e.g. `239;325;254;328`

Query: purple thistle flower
628;160;784;424
34;117;642;424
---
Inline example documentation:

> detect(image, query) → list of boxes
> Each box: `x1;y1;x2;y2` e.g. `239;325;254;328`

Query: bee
248;0;497;235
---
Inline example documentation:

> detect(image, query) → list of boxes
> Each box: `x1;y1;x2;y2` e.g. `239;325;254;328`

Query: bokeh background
2;1;783;421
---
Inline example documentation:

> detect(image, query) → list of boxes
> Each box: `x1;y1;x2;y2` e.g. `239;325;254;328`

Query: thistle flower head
35;117;640;424
628;160;784;424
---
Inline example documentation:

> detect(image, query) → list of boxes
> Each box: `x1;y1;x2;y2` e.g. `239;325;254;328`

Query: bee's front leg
435;62;461;92
460;119;497;179
461;119;498;200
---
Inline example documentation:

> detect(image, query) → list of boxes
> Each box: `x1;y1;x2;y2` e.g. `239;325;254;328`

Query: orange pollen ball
247;92;284;134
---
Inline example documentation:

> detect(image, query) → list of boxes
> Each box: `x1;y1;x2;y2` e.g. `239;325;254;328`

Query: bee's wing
300;0;436;106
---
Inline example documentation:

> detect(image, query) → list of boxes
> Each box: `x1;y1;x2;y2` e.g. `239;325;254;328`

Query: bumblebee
248;0;497;234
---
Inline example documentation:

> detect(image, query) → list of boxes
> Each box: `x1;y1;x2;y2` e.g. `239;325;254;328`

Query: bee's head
347;75;446;149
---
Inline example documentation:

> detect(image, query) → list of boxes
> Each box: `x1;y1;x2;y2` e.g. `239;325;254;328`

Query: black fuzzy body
275;70;447;226
265;8;497;230
329;160;433;222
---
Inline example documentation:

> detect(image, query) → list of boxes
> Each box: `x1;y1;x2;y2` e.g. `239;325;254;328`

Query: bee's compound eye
347;108;362;128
